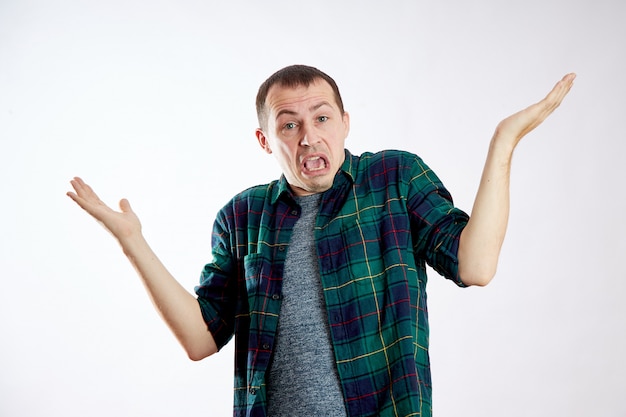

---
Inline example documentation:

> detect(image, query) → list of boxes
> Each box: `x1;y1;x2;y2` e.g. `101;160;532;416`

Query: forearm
458;136;515;286
458;74;575;286
119;233;218;360
66;178;217;360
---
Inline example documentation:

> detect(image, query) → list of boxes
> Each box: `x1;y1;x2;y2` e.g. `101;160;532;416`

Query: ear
256;128;272;154
342;111;351;138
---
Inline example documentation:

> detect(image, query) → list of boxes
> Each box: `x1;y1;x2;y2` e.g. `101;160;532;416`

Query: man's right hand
67;177;141;242
66;176;218;360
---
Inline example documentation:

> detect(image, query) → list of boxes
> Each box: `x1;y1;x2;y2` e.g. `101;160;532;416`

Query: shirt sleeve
406;154;470;287
194;209;238;350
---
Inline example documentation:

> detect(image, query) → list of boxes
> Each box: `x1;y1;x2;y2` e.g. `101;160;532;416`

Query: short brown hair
256;65;345;130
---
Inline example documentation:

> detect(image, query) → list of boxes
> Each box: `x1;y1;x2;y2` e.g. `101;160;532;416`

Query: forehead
266;79;338;116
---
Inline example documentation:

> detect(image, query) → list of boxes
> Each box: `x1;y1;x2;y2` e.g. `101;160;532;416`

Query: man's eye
317;116;328;122
285;122;297;129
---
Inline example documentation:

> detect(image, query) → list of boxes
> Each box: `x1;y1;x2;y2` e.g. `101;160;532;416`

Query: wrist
117;231;149;257
489;133;517;164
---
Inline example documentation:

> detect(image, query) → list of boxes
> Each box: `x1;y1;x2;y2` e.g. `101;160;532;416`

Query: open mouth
303;155;328;172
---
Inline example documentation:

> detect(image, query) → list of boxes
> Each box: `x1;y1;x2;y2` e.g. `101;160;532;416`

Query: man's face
256;80;350;196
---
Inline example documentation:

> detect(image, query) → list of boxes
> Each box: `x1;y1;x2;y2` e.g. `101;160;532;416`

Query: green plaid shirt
196;149;469;417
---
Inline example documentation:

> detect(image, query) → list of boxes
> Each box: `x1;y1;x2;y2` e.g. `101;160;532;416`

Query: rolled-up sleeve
406;155;469;287
195;211;238;350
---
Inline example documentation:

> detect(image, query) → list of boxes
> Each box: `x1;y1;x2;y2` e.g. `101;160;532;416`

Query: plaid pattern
196;149;469;417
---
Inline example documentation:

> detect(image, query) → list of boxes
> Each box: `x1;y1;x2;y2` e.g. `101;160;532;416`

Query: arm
67;177;217;360
458;73;576;286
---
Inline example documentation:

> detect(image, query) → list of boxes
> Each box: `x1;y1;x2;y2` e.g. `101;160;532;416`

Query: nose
299;123;320;147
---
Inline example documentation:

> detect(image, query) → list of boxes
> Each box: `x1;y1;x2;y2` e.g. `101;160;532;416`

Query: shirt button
272;293;281;300
249;388;256;395
291;210;298;215
278;246;285;251
262;343;270;350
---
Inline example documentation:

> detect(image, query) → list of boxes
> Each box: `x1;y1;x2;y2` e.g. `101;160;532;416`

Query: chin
309;180;334;194
293;180;331;196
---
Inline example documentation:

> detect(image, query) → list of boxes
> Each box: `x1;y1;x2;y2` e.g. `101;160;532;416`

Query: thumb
119;198;133;213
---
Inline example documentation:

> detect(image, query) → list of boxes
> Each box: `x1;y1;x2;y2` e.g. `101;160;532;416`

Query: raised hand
458;73;576;286
67;177;218;358
67;177;141;241
494;73;576;149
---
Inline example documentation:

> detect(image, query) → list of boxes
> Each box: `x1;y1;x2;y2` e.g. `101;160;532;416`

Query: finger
70;177;101;202
67;177;110;217
119;198;133;213
66;190;80;204
557;73;576;102
527;73;576;125
69;177;88;195
67;178;88;205
543;73;576;109
66;189;94;213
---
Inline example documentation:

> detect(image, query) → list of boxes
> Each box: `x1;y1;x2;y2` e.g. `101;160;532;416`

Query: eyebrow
310;101;332;112
275;101;333;119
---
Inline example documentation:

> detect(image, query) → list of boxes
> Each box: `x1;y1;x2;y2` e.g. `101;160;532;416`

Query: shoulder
234;182;278;201
217;181;279;217
347;149;447;198
353;149;424;168
350;149;428;179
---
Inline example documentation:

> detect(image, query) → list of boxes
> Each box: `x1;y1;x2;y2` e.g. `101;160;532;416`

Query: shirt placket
316;182;366;417
247;199;300;411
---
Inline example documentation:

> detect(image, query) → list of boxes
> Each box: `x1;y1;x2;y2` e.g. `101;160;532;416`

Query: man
67;65;575;416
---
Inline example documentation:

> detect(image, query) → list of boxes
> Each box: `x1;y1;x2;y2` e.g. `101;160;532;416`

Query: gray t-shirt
266;193;348;417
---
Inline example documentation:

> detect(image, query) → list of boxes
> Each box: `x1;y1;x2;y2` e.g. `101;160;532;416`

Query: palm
495;73;576;146
67;177;141;240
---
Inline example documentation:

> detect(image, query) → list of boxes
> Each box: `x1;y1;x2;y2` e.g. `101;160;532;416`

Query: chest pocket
242;253;270;311
340;214;386;285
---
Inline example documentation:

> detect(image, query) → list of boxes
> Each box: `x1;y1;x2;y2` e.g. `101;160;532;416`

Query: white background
1;0;625;416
